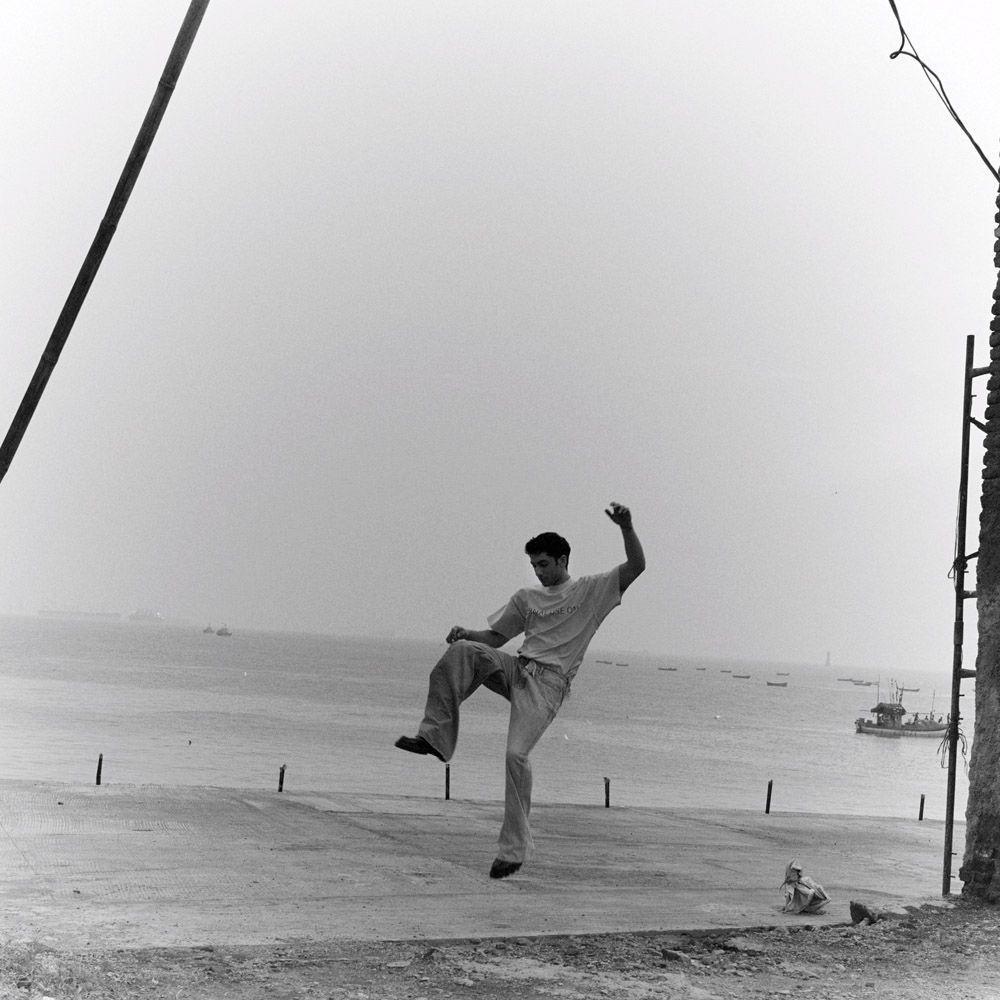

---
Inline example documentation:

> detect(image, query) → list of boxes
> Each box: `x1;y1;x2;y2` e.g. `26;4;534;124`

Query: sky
1;1;999;672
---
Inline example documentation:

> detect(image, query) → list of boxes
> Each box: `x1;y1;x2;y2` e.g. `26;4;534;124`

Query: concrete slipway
0;779;955;950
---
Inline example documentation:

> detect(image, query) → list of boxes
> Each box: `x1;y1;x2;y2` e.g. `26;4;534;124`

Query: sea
0;615;971;823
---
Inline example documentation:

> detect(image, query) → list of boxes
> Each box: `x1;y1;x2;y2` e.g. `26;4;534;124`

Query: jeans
417;640;568;863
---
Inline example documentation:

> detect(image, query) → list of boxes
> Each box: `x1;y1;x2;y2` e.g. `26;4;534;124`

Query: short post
445;764;451;800
96;753;103;786
765;779;773;814
278;764;286;793
919;794;925;821
604;777;610;808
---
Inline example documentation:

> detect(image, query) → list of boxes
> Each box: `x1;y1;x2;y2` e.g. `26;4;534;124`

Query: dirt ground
2;898;998;1000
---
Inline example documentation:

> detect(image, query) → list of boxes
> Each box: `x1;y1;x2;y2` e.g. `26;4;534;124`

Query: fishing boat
855;683;946;737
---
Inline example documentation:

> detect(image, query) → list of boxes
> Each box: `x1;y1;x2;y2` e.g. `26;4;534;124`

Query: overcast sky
1;1;998;671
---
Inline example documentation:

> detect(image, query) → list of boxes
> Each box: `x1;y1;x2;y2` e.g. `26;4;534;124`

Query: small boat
838;677;855;683
900;687;919;693
658;666;678;672
615;662;629;666
696;667;706;672
776;671;790;676
852;680;875;687
721;669;732;674
202;624;214;634
595;659;612;664
855;682;947;737
766;680;788;687
216;625;232;636
732;674;751;679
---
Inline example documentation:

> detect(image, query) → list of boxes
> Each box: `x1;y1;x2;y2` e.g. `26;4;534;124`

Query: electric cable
886;0;999;184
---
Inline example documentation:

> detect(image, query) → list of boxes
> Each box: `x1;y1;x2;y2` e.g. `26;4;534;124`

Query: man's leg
397;640;515;762
493;671;564;875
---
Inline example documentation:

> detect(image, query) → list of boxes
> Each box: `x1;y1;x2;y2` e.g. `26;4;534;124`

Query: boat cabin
865;701;906;730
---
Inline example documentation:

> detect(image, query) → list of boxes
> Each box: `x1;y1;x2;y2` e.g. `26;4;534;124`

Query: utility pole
944;335;988;894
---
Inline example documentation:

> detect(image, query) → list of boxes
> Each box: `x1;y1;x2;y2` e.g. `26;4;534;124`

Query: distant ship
39;609;121;621
216;625;232;636
203;624;215;633
128;609;162;622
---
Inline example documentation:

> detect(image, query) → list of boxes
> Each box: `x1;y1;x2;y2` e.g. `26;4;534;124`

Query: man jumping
395;501;645;879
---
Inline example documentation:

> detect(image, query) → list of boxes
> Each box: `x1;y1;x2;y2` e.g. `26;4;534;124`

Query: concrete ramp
0;780;953;949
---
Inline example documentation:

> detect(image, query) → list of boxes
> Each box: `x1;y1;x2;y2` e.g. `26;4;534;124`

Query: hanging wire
886;0;1000;184
939;724;969;774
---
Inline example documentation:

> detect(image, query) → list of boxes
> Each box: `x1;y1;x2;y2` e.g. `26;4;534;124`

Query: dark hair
524;532;570;564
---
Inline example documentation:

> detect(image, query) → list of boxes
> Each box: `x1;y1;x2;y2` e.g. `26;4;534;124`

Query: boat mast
0;1;211;488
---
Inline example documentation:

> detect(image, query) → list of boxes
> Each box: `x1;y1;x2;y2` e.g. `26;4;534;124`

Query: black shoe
489;858;522;880
394;735;446;762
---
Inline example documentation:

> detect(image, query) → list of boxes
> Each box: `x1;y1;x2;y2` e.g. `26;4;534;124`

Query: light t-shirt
487;569;621;682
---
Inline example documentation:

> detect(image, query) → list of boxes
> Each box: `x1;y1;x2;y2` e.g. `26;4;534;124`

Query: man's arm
446;626;509;647
605;501;646;594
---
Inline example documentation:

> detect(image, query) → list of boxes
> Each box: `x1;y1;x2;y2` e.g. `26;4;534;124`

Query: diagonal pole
0;0;211;487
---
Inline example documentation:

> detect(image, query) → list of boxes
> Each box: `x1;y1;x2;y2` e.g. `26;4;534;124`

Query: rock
661;948;692;964
722;936;767;955
850;901;887;925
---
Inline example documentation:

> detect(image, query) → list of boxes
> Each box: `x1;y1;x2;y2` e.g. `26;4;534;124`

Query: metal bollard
765;779;773;814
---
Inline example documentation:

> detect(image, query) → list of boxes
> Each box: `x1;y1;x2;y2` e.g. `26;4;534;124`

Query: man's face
529;551;568;587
